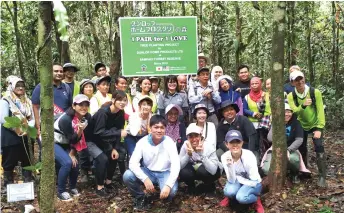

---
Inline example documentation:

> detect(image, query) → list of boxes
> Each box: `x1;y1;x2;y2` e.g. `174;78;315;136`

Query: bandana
249;77;263;102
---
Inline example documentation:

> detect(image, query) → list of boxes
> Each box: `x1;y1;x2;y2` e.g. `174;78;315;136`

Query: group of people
0;55;326;212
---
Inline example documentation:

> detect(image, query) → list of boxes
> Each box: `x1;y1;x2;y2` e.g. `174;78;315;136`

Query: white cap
186;125;202;136
290;71;304;81
165;104;183;116
285;103;292;111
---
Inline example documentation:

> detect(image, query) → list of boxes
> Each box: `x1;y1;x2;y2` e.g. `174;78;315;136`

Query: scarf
249;77;263;102
165;121;180;142
71;115;87;151
218;76;241;103
295;85;310;99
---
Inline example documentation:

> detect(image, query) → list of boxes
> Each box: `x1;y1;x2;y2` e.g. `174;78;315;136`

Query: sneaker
70;188;80;197
219;197;230;207
292;175;300;184
96;188;108;197
254;197;264;213
133;196;151;211
58;192;73;201
104;183;117;194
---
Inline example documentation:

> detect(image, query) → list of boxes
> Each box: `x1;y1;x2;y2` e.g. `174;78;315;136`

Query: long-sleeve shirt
129;135;180;188
221;149;261;187
179;141;222;175
188;81;221;113
287;88;325;131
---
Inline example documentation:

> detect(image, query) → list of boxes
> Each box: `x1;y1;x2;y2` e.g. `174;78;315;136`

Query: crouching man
179;125;222;194
123;115;180;211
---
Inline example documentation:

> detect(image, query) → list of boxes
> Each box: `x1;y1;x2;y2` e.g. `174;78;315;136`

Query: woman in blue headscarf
217;75;243;115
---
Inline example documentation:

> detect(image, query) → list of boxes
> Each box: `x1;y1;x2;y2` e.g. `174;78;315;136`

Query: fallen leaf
282;193;287;199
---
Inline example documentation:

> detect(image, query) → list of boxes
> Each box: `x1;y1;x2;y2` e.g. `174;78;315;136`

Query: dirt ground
1;130;344;213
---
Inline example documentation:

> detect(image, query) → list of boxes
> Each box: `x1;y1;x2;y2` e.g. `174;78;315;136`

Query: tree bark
38;1;55;212
181;1;186;16
87;2;102;62
289;1;296;66
210;2;216;65
199;1;203;52
146;1;152;16
306;3;314;85
269;1;288;192
332;2;337;85
158;1;164;16
234;2;242;69
5;1;25;81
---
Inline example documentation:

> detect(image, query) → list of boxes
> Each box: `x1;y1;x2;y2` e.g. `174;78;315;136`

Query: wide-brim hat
165;104;183;116
198;53;209;63
193;104;209;118
219;100;240;114
63;63;79;72
80;79;95;90
96;76;111;85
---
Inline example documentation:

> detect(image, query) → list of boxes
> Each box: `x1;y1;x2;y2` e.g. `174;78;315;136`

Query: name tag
7;182;34;202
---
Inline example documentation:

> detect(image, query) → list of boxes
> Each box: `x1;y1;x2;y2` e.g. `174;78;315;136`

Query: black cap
197;67;210;75
219;100;240;113
63;63;79;72
94;62;106;73
96;76;111;85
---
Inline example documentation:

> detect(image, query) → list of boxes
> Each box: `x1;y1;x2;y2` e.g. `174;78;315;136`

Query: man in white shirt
123;115;180;211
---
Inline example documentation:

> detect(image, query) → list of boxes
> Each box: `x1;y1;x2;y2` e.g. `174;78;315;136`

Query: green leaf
27;126;38;139
247;28;256;46
23;162;42;171
3;116;21;128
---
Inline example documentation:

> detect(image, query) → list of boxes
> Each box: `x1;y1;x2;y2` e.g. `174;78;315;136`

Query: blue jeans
54;144;79;194
123;167;178;201
124;135;144;156
224;180;262;204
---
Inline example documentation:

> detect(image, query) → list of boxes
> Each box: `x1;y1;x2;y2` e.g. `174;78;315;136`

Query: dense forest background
1;1;344;127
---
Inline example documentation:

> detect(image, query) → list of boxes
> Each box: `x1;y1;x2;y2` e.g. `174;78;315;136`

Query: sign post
119;17;198;77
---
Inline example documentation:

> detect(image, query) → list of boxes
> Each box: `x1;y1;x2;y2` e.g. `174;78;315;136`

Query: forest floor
1;130;344;213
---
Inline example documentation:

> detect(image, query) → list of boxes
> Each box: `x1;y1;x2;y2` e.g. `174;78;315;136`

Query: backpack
292;87;316;110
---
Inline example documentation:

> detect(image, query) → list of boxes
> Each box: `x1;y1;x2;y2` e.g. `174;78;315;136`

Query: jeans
179;163;221;187
224;180;262;204
125;135;144;156
123;167;178;201
54;144;79;194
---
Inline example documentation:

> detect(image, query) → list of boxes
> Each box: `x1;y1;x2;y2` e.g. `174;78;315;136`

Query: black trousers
2;141;31;171
179;163;221;186
299;128;325;167
78;148;91;170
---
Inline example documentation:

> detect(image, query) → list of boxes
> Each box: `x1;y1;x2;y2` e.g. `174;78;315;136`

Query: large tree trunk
5;1;25;81
290;1;296;66
38;1;55;212
87;2;102;62
234;2;242;69
199;1;203;52
306;2;314;85
210;2;216;65
269;1;288;192
146;1;152;16
181;1;186;16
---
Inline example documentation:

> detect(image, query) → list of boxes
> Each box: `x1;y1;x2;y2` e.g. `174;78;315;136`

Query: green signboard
119;16;198;77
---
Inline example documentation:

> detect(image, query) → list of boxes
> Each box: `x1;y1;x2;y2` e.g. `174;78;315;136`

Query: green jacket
287;88;325;131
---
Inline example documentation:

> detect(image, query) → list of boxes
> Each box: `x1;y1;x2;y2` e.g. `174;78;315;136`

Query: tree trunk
210;2;216;65
87;2;102;62
158;1;164;16
290;2;296;66
286;2;291;68
146;1;152;16
332;2;336;84
53;18;70;63
38;1;55;212
269;1;288;192
199;1;203;52
235;2;242;69
306;3;314;85
181;1;186;16
5;1;25;81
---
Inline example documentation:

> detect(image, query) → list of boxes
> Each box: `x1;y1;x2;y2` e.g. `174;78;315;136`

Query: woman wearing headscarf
0;77;35;189
211;66;224;91
217;75;243;115
243;77;271;159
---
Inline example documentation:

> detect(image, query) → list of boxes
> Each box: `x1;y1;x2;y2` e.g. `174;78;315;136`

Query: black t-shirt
286;115;303;147
217;115;257;151
233;80;251;99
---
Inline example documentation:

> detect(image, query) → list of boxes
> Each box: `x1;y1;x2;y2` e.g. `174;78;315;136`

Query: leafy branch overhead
53;0;69;41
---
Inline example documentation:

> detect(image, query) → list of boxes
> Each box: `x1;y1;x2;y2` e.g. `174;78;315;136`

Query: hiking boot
23;170;33;183
219;197;230;207
133;196;151;211
79;169;89;183
254;197;264;213
316;153;327;188
96;188;108;197
70;188;80;197
58;192;73;201
292;175;300;184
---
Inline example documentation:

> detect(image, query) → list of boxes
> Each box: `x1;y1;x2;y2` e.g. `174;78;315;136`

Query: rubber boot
2;171;14;194
23;170;33;182
79;169;89;183
316;153;327;188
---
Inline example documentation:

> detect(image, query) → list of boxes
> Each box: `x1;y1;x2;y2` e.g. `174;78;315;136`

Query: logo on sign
156;66;163;71
162;66;169;71
141;64;147;71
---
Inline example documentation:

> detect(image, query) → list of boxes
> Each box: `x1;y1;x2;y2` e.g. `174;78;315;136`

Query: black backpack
292;87;316;110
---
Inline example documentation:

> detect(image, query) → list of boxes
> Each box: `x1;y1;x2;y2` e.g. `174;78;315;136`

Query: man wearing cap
123;115;180;211
216;100;258;160
198;53;209;68
92;62;108;81
32;63;73;136
287;70;327;187
233;64;251;99
179;125;222;194
89;76;112;115
188;67;221;128
63;63;81;98
284;65;311;94
219;130;264;212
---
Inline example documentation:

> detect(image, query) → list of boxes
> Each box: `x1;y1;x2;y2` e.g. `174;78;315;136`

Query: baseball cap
73;94;90;104
138;95;153;106
285;103;292;111
96;76;111;85
197;67;210;75
225;130;243;143
165;104;183;116
186;125;203;136
63;63;79;72
94;62;106;73
290;71;304;81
